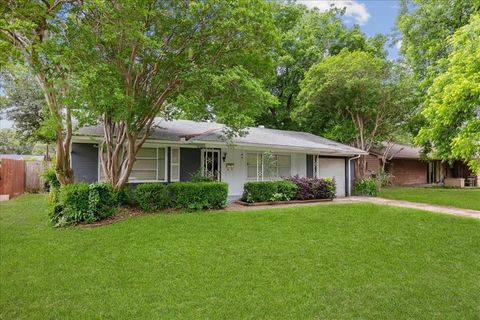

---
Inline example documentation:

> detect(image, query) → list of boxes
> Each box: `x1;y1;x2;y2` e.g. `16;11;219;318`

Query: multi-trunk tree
295;50;417;178
66;0;278;190
0;0;79;184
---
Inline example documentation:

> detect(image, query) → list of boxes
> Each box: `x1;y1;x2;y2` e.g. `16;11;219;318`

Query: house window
170;147;180;181
129;147;167;182
99;147;169;182
246;152;291;180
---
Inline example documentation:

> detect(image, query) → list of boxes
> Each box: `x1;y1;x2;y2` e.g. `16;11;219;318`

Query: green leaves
296;50;417;155
416;14;480;171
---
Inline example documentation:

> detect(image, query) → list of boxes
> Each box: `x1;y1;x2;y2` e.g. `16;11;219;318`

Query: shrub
53;183;90;226
48;182;120;226
47;187;62;224
42;166;60;191
168;182;228;210
241;180;298;203
352;177;378;196
135;183;171;212
189;169;215;182
287;176;336;200
242;181;278;203
274;180;298;201
375;168;394;187
88;183;119;220
117;186;135;206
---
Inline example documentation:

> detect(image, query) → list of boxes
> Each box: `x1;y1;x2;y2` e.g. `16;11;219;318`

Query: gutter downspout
347;154;361;196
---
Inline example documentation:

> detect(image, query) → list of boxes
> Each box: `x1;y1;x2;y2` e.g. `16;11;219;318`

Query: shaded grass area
379;187;480;211
1;194;479;319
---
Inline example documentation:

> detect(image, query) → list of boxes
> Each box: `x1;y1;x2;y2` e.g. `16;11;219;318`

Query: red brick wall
365;154;380;174
389;159;427;185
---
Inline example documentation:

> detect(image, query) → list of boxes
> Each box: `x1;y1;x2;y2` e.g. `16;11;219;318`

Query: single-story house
365;143;478;187
72;119;366;200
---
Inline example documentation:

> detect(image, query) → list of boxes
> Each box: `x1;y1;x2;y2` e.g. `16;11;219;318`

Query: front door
201;149;221;181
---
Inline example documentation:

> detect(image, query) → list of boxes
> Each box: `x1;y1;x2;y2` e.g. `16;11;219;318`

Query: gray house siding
72;143;98;183
179;148;201;181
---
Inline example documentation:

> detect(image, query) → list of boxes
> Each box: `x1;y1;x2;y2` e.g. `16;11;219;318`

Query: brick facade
388;159;427;185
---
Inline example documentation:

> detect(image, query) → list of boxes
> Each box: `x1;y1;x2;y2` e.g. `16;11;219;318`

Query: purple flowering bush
287;176;336;200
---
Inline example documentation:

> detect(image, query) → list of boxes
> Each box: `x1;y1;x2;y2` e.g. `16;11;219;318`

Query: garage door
317;157;346;197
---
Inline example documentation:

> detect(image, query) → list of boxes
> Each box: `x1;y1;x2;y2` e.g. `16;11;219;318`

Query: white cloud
296;0;371;25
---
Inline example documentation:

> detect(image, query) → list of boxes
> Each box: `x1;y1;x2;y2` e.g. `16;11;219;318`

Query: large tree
0;0;80;184
256;2;387;130
295;50;417;178
0;68;54;144
397;0;480;87
416;14;480;172
67;0;278;189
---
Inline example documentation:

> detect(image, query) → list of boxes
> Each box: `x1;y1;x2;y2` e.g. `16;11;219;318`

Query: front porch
428;160;479;187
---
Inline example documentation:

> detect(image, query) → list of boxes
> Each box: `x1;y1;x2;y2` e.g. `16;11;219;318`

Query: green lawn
1;195;479;319
379;187;480;211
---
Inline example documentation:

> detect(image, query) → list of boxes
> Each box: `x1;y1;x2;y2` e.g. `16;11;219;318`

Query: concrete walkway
349;196;480;219
227;196;480;219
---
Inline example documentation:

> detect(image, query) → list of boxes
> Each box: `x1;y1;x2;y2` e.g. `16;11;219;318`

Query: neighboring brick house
361;143;478;187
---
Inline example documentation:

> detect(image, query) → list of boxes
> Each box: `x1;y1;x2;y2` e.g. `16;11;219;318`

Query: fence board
0;159;25;198
25;160;45;193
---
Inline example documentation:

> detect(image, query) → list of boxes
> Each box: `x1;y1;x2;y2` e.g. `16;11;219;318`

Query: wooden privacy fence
0;159;46;199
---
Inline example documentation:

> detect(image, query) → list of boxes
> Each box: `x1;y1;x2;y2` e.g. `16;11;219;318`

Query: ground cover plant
1;194;479;319
379;187;480;211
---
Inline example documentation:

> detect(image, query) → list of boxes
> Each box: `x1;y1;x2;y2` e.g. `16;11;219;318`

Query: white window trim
97;147;168;183
170;147;180;182
247;152;291;181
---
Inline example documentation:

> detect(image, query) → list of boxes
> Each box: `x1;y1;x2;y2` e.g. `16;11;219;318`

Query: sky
296;0;402;60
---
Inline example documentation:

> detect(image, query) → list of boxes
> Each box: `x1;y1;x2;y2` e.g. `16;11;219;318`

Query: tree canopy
65;0;279;188
296;50;417;177
416;14;480;171
256;2;387;130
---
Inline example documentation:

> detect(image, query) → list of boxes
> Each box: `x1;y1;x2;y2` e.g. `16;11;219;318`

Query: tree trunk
354;155;367;180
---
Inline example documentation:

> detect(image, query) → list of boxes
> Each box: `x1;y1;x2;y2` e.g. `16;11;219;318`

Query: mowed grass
1;195;480;319
379;187;480;211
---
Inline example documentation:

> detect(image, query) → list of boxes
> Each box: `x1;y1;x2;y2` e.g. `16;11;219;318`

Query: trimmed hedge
287;176;336;200
168;182;228;210
135;183;171;212
48;182;119;226
242;180;298;203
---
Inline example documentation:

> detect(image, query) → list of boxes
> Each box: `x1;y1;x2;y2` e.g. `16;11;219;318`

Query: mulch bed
235;198;333;207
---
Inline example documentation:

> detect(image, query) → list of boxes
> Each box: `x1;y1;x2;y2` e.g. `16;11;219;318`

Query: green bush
135;183;171;212
47;187;62;224
56;183;90;226
189;169;215;182
352;177;378;196
42;166;60;190
274;180;298;201
88;183;119;220
242;180;298;203
117;186;135;206
48;182;120;226
168;182;228;210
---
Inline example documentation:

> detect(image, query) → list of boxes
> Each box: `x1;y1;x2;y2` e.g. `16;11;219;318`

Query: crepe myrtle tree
66;0;278;189
296;50;417;179
0;0;79;185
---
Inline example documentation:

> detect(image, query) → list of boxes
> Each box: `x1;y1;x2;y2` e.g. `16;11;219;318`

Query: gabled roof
76;119;366;156
371;143;422;160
